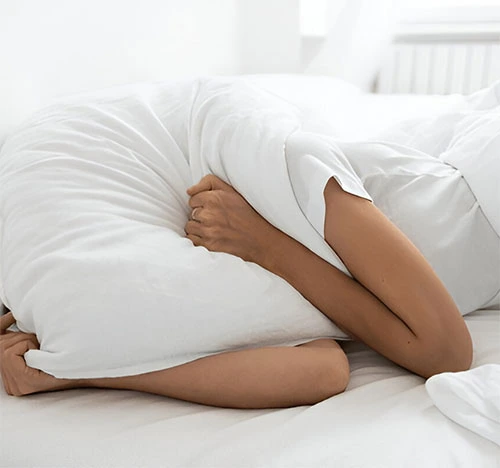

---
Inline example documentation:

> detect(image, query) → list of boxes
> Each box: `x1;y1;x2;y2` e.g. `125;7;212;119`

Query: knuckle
190;236;202;247
205;240;218;252
213;191;224;204
205;226;219;239
190;195;202;208
200;215;212;227
204;194;216;207
211;226;223;238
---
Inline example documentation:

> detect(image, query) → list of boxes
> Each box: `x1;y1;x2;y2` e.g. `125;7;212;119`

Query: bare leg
79;338;349;409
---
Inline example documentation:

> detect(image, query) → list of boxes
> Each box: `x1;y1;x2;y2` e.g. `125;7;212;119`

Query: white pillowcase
0;79;344;379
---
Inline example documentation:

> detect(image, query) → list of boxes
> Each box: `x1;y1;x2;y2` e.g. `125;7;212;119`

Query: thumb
187;174;232;196
0;311;15;335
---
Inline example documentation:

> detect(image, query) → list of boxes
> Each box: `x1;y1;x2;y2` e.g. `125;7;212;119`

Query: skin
0;174;472;408
0;312;348;408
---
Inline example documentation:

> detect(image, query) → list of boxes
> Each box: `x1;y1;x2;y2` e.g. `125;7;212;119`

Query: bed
1;310;499;467
1;304;499;468
0;74;499;468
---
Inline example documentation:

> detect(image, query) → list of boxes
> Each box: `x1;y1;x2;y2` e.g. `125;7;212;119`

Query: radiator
377;35;500;95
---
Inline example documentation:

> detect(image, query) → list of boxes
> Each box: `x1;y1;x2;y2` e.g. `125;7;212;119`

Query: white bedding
1;76;498;380
1;307;499;467
0;78;353;380
1;76;499;467
427;363;500;447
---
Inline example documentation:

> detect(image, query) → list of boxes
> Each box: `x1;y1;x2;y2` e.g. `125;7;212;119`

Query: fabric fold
426;364;500;446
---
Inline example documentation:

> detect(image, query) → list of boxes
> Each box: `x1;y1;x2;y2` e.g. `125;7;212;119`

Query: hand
0;312;75;396
185;175;280;264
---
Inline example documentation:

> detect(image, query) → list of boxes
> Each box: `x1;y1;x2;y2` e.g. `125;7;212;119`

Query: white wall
0;0;306;142
237;0;300;74
0;0;240;140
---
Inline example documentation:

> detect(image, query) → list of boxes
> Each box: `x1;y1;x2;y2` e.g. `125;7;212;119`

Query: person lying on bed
0;174;472;409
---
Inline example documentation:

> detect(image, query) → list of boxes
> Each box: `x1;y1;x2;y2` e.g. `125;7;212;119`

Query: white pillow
244;74;363;136
0;79;343;379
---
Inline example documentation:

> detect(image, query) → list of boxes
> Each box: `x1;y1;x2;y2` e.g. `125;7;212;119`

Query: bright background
1;0;499;140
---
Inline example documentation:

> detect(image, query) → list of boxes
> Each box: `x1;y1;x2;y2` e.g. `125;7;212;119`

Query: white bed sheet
1;80;499;467
1;308;498;467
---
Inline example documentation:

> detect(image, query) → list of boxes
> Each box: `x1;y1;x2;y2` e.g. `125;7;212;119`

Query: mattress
1;76;499;467
1;307;498;467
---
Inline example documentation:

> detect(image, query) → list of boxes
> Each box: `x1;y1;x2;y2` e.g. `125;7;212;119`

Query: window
300;0;500;36
401;0;500;24
300;0;328;36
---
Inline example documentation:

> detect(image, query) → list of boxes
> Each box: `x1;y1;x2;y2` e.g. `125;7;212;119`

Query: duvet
0;77;498;379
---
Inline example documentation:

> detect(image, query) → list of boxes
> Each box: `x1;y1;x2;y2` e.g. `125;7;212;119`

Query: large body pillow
2;76;499;380
0;78;347;379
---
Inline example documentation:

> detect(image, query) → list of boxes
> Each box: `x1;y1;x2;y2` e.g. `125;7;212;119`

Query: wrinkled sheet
427;363;500;447
1;308;499;467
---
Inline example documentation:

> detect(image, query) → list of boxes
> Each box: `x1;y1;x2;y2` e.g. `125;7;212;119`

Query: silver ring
191;207;201;222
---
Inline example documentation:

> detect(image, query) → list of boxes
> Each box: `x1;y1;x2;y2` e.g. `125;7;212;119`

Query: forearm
257;230;438;375
183;174;470;378
79;341;349;408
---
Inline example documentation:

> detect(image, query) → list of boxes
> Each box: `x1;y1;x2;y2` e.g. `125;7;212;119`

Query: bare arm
253;221;451;377
185;175;472;378
83;338;349;408
0;309;349;407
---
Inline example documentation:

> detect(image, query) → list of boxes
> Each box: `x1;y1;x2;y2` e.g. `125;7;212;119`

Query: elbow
321;352;351;399
419;327;473;379
313;349;350;403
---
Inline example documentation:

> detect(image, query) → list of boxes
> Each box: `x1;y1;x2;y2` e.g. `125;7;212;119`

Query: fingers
0;312;15;335
190;207;201;222
1;332;40;397
189;206;207;224
185;220;205;237
186;233;203;247
1;331;39;350
187;174;232;197
189;192;211;209
10;336;37;357
4;339;38;397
